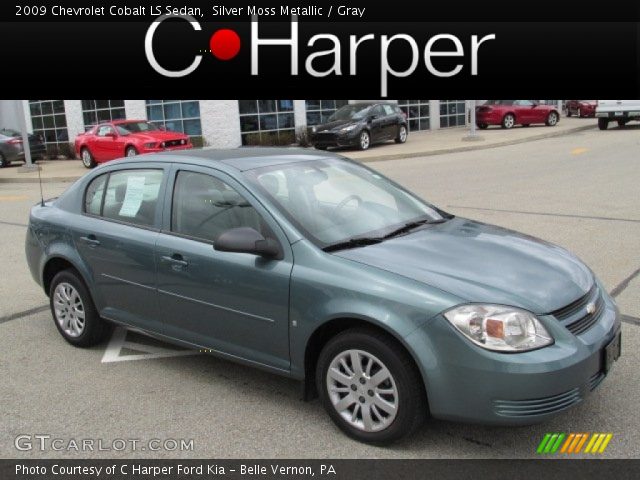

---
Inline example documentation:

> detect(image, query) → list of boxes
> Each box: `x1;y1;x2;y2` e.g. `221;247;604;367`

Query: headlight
180;139;186;145
340;124;358;132
444;304;553;352
143;142;156;148
311;126;317;133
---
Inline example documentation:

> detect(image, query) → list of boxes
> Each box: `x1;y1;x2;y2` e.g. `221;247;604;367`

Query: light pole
463;99;484;142
16;100;39;172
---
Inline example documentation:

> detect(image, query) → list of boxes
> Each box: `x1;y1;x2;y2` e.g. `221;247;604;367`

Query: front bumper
404;288;621;425
140;144;193;154
311;129;360;148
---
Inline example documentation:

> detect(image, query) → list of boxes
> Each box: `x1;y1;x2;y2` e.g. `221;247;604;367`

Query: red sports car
75;120;192;168
475;100;560;129
565;100;597;118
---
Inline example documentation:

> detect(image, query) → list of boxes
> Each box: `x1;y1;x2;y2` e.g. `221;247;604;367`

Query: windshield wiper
322;236;384;252
381;217;449;240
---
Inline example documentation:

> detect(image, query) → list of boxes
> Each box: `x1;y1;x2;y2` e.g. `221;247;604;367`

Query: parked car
476;100;560;129
310;102;407;151
595;100;640;130
74;120;192;168
0;128;46;167
566;100;597;118
26;149;621;444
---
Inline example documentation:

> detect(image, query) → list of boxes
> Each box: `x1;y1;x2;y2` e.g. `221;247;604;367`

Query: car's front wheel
358;131;371;150
546;111;559;126
49;270;110;347
395;125;408;144
0;152;7;168
316;328;426;444
125;146;138;157
80;148;96;168
501;113;515;129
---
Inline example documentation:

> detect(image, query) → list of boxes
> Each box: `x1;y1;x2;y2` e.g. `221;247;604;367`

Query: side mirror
368;114;379;121
214;227;281;259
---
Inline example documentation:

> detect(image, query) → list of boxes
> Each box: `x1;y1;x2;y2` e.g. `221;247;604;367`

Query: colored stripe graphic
537;433;613;454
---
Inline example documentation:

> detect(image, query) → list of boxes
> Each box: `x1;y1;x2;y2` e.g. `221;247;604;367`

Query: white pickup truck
595;100;640;130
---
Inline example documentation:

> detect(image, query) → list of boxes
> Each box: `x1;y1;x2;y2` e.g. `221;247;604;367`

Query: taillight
7;138;23;145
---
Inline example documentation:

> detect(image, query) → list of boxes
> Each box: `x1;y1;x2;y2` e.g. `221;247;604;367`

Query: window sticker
119;176;146;217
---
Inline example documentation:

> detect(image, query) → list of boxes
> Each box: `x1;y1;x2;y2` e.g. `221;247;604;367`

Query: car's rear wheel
598;118;609;130
477;123;488;129
501;114;515;129
395;125;408;144
358;131;371;150
125;146;138;157
0;153;7;168
316;328;426;444
545;111;559;126
617;120;627;128
49;270;110;348
81;148;96;168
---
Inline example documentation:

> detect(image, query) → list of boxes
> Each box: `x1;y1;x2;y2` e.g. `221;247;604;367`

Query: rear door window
100;170;163;227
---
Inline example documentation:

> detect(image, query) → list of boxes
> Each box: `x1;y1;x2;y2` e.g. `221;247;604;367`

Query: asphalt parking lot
1;126;639;458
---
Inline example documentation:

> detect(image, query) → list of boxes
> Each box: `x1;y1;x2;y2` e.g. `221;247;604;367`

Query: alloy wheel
399;126;407;142
326;349;399;432
53;282;85;338
503;114;515;129
126;147;137;157
360;132;370;150
548;112;558;126
81;150;92;168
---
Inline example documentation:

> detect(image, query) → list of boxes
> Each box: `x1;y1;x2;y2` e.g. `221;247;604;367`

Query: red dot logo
209;29;241;60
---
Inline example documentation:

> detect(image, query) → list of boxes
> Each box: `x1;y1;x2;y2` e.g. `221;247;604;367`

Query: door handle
161;254;188;268
80;235;100;247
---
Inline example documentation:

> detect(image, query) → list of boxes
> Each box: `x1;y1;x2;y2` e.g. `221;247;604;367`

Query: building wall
0;100;21;131
199;100;242;148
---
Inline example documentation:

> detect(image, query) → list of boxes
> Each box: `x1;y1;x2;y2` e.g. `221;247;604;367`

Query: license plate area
603;331;621;374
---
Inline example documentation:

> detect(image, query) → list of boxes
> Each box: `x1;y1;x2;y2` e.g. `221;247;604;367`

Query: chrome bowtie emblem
586;302;596;315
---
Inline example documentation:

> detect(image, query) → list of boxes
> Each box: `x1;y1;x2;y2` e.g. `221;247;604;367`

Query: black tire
394;124;408;144
501;113;515;129
125;146;138;157
80;148;96;168
316;328;427;445
477;123;488;130
598;118;609;130
0;152;7;168
358;130;371;150
49;269;111;348
566;108;572;117
545;111;559;126
617;120;627;128
314;145;328;150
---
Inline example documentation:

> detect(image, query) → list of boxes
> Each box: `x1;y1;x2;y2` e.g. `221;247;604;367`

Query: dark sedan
0;128;46;167
310;103;408;151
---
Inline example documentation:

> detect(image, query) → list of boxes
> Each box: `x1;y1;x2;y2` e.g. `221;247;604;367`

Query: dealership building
0;99;561;155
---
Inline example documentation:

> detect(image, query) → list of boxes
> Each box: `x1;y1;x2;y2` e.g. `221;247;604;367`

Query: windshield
328;104;372;122
115;121;159;135
245;158;444;248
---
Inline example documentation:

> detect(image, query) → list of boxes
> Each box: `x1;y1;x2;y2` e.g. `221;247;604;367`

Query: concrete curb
0;124;596;183
351;124;596;163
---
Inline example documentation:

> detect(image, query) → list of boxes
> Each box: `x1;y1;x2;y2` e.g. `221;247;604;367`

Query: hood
334;218;593;314
314;119;360;132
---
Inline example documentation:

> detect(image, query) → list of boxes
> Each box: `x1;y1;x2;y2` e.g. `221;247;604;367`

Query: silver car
0;128;46;167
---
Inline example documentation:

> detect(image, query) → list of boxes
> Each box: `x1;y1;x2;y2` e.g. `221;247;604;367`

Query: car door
513;100;534;124
93;124;122;160
381;104;400;138
73;165;168;332
368;105;388;142
155;165;293;372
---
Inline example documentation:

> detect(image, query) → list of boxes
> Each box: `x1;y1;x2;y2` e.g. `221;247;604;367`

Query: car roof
120;147;339;171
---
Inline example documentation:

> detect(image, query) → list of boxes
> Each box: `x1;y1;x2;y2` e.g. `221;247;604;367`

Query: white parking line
101;327;199;363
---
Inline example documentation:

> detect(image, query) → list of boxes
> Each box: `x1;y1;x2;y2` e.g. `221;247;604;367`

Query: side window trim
81;165;168;232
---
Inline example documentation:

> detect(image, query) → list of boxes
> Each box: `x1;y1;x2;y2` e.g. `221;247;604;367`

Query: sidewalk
0;117;595;184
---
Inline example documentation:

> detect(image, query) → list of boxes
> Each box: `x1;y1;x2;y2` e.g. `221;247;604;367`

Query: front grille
549;285;604;336
164;139;185;148
494;387;582;417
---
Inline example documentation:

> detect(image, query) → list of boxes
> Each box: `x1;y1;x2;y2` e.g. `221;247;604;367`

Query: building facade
0;99;561;156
